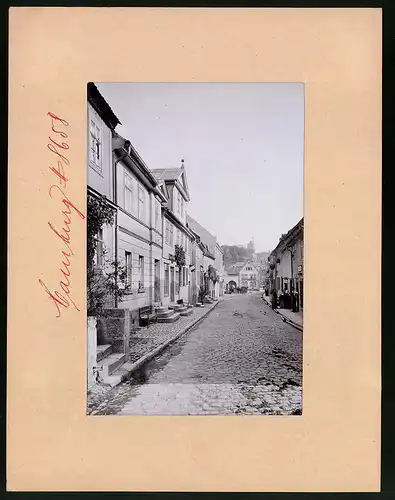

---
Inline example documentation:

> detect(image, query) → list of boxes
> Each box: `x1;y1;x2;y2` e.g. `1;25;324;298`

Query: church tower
247;238;257;262
247;237;255;253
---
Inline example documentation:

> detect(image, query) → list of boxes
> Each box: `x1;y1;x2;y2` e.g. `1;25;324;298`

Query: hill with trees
221;245;255;266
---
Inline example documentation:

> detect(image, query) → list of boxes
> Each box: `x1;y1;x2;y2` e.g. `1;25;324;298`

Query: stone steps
100;360;137;387
96;344;112;363
155;306;169;314
156;309;174;319
156;312;181;323
176;306;188;313
97;352;126;378
180;308;194;317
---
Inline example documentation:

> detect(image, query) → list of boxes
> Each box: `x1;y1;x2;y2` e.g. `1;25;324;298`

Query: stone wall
97;308;131;356
87;316;98;391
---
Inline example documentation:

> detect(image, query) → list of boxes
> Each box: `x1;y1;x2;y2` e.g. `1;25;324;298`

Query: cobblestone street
89;292;303;416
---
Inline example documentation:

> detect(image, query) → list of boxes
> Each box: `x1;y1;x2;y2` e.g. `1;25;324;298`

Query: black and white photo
86;82;304;416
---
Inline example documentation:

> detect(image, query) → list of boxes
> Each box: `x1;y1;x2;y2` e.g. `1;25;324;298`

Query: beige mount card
8;7;381;492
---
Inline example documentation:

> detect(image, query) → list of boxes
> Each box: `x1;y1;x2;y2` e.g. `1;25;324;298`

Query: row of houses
266;218;304;311
87;83;225;326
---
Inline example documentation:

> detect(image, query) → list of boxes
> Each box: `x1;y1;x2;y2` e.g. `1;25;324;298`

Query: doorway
154;259;160;302
170;267;175;302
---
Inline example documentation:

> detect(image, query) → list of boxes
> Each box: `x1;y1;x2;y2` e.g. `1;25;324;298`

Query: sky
96;82;304;252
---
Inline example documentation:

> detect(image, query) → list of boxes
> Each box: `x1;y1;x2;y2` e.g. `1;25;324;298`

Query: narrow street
90;292;302;416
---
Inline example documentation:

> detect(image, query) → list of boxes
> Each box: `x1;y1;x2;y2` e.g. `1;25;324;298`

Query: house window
95;228;104;267
138;255;144;291
164;263;169;297
125;251;132;286
181;197;184;216
138;184;145;222
89;117;102;172
176;228;180;246
170;223;174;245
155;200;161;232
165;220;170;244
183;267;187;286
124;171;133;214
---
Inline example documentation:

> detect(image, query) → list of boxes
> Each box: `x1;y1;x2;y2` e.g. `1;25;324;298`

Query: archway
228;280;237;292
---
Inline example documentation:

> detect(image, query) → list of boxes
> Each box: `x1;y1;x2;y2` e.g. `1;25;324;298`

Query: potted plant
174;243;186;302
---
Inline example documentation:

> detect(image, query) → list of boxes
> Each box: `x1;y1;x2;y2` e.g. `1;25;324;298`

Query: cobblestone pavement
128;301;219;363
88;293;303;416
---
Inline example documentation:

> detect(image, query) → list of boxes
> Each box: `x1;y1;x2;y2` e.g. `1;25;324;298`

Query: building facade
224;261;259;291
214;243;225;297
267;218;304;310
239;262;260;290
112;133;167;315
151;165;195;306
186;214;223;299
87;83;120;271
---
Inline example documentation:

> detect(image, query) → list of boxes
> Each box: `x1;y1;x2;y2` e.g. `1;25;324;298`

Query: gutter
113;143;130;308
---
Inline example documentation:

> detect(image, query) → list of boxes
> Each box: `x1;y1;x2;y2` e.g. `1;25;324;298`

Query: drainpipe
289;248;294;291
113;140;130;307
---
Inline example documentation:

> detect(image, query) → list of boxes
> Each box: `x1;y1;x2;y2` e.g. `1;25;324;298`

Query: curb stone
104;299;222;388
262;297;303;332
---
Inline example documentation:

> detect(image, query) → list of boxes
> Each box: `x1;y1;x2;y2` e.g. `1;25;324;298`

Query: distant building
247;238;255;254
186;214;222;301
224;261;260;291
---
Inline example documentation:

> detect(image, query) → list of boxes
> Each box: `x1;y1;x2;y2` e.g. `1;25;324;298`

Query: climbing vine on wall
174;244;186;268
87;193;129;317
208;264;219;284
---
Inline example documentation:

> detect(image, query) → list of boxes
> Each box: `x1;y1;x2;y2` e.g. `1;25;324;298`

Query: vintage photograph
87;82;304;416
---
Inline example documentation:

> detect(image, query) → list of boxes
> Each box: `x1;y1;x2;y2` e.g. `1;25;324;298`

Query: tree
221;245;253;266
87;193;130;317
174;244;186;301
207;264;219;284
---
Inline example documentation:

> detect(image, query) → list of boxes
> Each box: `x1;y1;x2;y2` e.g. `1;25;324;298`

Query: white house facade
151;165;195;307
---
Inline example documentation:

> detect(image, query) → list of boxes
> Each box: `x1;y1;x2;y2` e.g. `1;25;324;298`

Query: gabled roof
87;83;121;130
151;164;190;201
241;262;259;272
186;214;217;255
151;168;182;181
112;132;166;202
225;263;245;275
157;181;170;201
271;217;304;256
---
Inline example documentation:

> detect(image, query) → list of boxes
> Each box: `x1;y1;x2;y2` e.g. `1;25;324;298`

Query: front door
170;267;175;302
154;259;160;302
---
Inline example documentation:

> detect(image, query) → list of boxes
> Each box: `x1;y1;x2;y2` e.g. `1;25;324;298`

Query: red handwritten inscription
39;112;86;318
